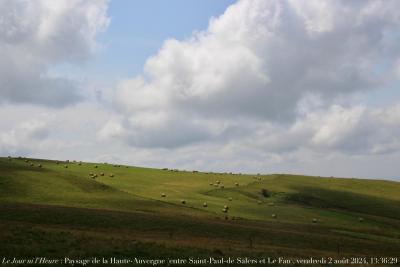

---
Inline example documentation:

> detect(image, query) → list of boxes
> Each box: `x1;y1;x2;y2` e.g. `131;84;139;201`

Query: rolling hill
0;156;399;266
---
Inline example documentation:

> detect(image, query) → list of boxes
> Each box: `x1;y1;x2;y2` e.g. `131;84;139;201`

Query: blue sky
62;0;236;86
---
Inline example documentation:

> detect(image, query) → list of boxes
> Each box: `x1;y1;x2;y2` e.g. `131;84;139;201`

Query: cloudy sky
1;0;400;180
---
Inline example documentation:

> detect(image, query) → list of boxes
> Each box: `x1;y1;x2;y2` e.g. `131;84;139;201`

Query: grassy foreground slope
0;157;399;266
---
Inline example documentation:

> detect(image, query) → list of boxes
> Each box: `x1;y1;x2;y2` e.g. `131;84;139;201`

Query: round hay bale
94;165;98;168
258;177;261;181
89;172;94;176
216;180;220;184
209;182;213;186
312;218;318;223
203;202;208;207
235;182;239;186
100;172;104;176
214;184;219;187
268;202;275;206
78;162;82;165
181;200;186;204
109;173;114;177
271;214;277;219
30;163;34;166
358;217;364;222
257;200;262;205
161;193;166;197
64;165;68;168
223;205;229;209
228;197;232;201
37;164;42;168
222;208;227;213
220;185;224;189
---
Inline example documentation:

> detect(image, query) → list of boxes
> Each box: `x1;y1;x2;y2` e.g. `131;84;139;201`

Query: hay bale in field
312;218;318;223
220;185;224;189
214;184;219;187
100;172;104;176
30;163;34;166
257;200;262;204
94;165;98;168
216;180;220;184
222;208;228;213
37;164;42;168
78;162;82;165
203;202;208;207
358;217;364;222
235;182;239;186
89;172;94;176
209;182;214;186
161;193;166;197
109;173;114;177
268;202;275;206
181;200;186;204
228;197;232;201
258;177;261;181
64;165;68;168
223;205;229;210
271;214;277;219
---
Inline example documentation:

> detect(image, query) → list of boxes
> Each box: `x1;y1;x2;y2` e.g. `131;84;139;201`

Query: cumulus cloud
0;0;109;106
108;0;400;152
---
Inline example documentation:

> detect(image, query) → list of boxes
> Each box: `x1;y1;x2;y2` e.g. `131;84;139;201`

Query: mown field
0;157;399;266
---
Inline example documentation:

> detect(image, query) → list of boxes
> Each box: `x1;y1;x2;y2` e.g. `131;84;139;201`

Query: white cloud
108;0;400;150
0;0;110;106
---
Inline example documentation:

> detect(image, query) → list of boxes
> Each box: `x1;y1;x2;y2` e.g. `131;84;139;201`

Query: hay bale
37;164;42;168
203;202;208;207
78;162;82;165
358;217;364;222
109;173;114;177
94;165;98;168
257;200;262;205
100;172;104;176
271;214;277;219
223;205;229;209
228;197;232;201
181;200;186;204
161;193;166;197
89;172;94;176
30;163;34;166
64;165;68;168
214;184;219;187
216;180;220;184
209;182;214;186
222;208;228;213
220;185;224;189
268;202;275;206
235;182;239;186
312;218;318;223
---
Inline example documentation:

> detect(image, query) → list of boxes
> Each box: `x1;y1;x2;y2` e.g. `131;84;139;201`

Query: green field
0;157;399;266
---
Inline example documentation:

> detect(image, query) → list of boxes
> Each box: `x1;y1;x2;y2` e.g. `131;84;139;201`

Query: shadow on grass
285;186;400;220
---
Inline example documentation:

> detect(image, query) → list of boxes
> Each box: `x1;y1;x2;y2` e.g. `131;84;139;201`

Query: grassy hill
0;157;399;266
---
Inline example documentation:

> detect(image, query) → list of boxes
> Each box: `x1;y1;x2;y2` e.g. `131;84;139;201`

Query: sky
1;0;400;180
